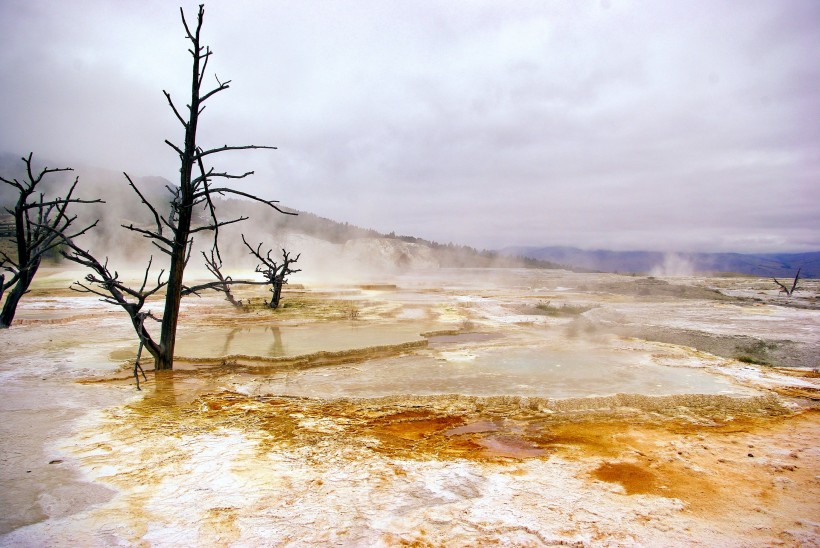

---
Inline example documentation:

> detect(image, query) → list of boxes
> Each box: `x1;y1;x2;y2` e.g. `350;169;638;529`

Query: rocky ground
1;267;818;546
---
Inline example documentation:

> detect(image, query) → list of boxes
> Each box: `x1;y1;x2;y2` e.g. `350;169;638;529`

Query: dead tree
242;234;301;309
773;268;800;297
61;4;292;370
0;153;101;327
201;248;242;307
198;244;269;307
61;243;166;360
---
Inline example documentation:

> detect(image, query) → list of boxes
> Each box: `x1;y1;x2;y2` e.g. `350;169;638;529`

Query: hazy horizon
1;0;818;254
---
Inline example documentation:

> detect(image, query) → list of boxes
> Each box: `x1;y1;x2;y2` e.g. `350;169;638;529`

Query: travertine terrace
1;267;818;546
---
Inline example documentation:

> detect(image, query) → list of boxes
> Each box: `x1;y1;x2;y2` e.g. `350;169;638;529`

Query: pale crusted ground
1;268;818;546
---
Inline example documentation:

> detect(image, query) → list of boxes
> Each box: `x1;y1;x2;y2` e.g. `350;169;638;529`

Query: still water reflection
239;345;757;399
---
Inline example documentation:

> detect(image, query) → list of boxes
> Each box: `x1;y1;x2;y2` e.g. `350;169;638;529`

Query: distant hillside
216;198;565;270
1;153;563;274
503;246;820;278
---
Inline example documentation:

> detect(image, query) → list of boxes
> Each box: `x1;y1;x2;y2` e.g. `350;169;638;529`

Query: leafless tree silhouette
242;234;301;309
0;153;101;327
61;4;293;371
773;268;800;297
201;247;243;307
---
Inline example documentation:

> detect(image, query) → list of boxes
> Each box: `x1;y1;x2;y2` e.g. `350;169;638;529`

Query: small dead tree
61;4;293;371
773;268;800;297
0;153;101;327
58;241;165;389
198;242;270;308
201;247;242;307
242;234;300;309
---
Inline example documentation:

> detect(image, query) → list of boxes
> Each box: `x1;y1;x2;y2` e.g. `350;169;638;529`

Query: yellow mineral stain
198;506;241;546
74;363;818;540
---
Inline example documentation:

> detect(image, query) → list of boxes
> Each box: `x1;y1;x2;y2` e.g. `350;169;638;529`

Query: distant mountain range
501;246;820;278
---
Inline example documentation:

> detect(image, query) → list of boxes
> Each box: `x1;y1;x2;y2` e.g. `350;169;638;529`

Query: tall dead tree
0;153;101;327
242;234;300;309
62;4;292;370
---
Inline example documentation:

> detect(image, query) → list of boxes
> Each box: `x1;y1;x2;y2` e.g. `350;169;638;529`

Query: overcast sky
1;0;818;252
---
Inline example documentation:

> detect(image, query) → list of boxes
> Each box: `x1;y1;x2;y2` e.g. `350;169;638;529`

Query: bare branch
20;196;102;211
199;47;212;87
149;242;173;256
194;144;277;161
182;278;266;297
0;175;25;192
0;250;17;271
773;268;802;297
163;90;188;128
790;267;801;295
122;223;175;247
194;148;221;256
191;169;254;185
164;139;185;157
179;4;199;43
195;187;297;216
60;237;166;360
199;80;230;103
34;218;100;258
123;173;166;237
772;278;789;293
188;215;249;235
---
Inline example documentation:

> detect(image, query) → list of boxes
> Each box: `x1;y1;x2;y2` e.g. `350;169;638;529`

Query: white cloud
1;0;818;252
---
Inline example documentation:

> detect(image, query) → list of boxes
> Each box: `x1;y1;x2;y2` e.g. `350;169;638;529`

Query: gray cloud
1;0;818;253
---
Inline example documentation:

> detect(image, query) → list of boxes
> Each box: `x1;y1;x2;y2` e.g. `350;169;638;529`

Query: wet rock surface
1;268;818;545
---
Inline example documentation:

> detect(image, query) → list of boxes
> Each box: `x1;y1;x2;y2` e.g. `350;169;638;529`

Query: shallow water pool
239;345;758;399
173;323;428;359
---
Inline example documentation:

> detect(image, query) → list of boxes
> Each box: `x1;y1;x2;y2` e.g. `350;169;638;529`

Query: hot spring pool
237;345;758;399
173;323;428;359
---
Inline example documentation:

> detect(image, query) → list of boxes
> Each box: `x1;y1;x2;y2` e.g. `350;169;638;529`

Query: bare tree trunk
157;220;191;370
0;261;38;327
270;279;284;309
154;5;202;371
224;289;242;308
4;196;32;326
